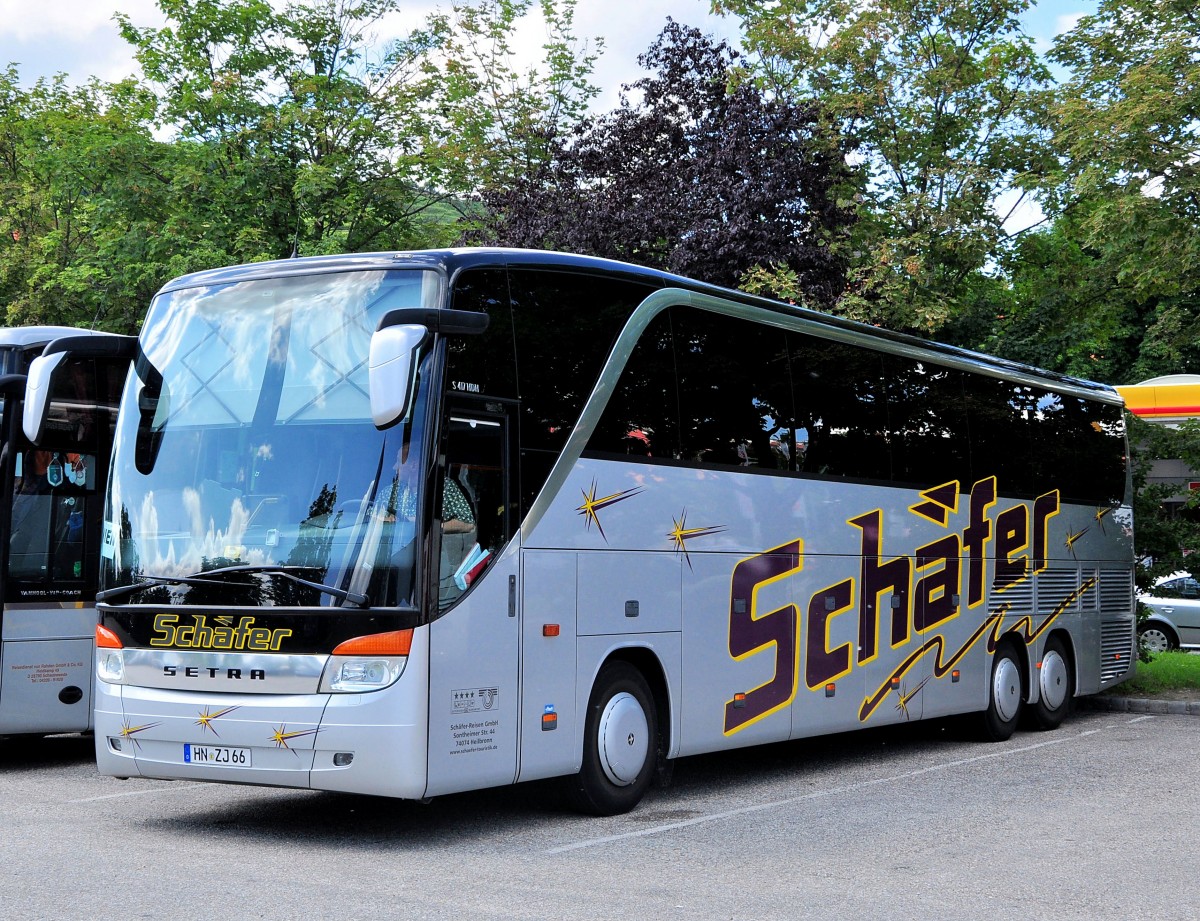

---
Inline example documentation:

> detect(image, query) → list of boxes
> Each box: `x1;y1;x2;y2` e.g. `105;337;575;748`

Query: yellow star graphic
576;480;643;540
269;724;319;751
1065;527;1089;557
119;720;161;750
195;706;239;736
667;510;726;570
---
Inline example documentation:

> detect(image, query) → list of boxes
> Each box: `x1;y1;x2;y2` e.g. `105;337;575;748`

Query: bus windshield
101;268;438;609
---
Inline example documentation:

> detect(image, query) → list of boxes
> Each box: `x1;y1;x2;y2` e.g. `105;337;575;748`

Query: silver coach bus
26;250;1135;813
0;326;124;737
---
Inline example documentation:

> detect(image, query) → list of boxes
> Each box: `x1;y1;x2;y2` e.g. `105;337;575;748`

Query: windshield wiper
203;564;369;608
96;573;246;603
97;565;368;608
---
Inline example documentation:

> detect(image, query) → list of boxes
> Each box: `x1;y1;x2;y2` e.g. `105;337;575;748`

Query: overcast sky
0;0;1096;110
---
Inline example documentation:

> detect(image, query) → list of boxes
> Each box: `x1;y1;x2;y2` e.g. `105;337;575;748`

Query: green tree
118;0;454;260
715;0;1053;332
471;21;855;307
422;0;601;211
0;69;174;332
1047;0;1200;379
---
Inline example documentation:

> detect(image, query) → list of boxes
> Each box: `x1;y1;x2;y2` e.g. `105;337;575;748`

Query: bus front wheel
566;661;657;816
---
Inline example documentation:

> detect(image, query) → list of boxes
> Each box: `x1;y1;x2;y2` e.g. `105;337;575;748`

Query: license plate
184;744;252;767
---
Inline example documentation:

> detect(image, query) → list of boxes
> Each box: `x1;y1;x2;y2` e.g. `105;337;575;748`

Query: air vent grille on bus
1037;569;1080;613
1100;619;1135;683
992;578;1034;615
1098;569;1134;615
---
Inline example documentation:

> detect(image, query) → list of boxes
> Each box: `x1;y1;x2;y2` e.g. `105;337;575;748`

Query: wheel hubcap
1039;650;1068;711
993;656;1021;723
1141;628;1170;654
597;692;649;786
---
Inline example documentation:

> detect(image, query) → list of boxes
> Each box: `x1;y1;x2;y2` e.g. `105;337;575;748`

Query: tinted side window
882;355;970;488
1158;578;1199;599
508;270;656;451
588;308;680;460
1028;391;1126;505
507;269;657;511
447;268;517;400
788;332;890;480
673;309;796;470
959;375;1036;495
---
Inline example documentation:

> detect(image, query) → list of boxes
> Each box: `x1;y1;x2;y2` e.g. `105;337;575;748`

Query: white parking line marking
1127;715;1156;724
70;783;209;803
546;730;1103;855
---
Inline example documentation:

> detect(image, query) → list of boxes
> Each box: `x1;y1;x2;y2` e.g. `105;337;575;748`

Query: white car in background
1138;573;1200;653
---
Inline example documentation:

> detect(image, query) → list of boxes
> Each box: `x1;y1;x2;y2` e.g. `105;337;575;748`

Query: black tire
980;641;1023;742
565;661;658;816
1138;622;1178;655
1030;635;1073;731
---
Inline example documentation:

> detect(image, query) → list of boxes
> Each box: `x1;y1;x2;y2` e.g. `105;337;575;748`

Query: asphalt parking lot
2;707;1196;921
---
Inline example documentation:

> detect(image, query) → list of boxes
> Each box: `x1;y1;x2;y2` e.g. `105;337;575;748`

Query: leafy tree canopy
716;0;1053;332
1045;0;1200;380
470;20;856;309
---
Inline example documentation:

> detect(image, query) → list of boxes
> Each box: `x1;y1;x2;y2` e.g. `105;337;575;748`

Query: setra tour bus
0;326;125;737
23;250;1136;814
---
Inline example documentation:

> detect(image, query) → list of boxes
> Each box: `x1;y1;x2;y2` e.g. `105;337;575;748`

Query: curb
1079;695;1200;716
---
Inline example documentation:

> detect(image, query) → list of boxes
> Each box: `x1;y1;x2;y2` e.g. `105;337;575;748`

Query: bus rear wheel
980;641;1023;742
1030;636;1073;730
565;661;657;816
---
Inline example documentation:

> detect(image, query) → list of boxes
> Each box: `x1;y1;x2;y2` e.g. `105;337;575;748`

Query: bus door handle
508;574;516;617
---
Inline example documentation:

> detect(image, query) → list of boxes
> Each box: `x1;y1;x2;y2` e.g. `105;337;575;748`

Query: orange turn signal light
332;629;413;656
542;624;560;637
96;624;123;649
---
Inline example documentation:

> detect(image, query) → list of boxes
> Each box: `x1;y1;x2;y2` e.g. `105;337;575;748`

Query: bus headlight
319;629;413;693
97;649;125;684
320;657;406;693
96;624;125;684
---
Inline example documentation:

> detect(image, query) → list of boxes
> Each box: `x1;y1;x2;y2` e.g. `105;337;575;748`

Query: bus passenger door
425;400;523;797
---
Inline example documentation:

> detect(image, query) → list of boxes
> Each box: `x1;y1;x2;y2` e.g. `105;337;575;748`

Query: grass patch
1109;651;1200;696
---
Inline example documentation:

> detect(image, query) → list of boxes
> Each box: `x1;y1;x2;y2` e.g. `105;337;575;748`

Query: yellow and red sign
1117;375;1200;424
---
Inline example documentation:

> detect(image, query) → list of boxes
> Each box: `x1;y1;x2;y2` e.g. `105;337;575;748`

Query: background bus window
9;450;95;584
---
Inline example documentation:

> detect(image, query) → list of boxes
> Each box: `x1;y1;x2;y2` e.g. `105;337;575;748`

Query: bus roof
0;325;110;349
156;248;1121;404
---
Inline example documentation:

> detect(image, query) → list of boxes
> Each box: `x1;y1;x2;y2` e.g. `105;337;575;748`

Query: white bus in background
0;327;125;738
27;250;1136;813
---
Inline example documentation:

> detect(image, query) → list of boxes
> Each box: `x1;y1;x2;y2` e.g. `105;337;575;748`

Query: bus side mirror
369;325;428;429
134;373;169;475
23;352;66;444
